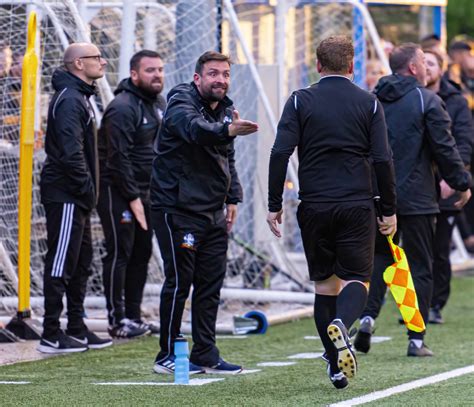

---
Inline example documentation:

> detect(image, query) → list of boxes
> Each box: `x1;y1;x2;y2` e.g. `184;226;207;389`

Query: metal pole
17;11;39;316
352;0;366;88
143;8;157;50
276;0;287;114
119;0;137;80
216;0;223;52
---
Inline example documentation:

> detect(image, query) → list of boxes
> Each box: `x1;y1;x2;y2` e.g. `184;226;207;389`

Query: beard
201;84;228;102
136;77;163;96
426;75;440;88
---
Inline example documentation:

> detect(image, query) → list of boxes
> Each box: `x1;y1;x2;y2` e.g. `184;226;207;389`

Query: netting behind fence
0;0;389;323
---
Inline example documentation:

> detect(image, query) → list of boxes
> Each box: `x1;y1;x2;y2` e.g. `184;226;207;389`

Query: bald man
38;43;111;353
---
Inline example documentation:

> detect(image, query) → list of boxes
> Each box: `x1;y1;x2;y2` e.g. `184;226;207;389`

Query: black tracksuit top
98;78;166;202
437;78;473;211
375;74;471;215
269;76;397;216
40;69;98;211
150;82;243;215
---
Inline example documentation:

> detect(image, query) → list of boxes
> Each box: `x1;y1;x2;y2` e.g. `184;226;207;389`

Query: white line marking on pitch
303;336;392;344
0;381;31;385
288;352;324;359
329;365;474;406
93;378;224;386
216;335;248;339
371;336;391;343
240;369;261;374
258;362;296;367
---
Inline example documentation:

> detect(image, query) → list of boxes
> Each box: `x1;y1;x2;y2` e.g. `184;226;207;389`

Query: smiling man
150;50;258;375
97;50;166;339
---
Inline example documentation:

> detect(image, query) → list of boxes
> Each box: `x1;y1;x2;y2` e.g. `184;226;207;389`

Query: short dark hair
449;41;471;53
421;33;440;43
316;35;354;73
130;50;162;71
423;48;443;69
195;51;231;75
389;43;421;73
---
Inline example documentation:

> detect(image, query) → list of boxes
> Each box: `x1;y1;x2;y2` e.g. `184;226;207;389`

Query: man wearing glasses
38;43;111;353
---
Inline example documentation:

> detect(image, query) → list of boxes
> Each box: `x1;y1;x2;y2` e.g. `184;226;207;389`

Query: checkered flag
383;236;426;333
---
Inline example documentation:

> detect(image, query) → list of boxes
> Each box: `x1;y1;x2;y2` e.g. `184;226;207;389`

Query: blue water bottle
174;337;190;384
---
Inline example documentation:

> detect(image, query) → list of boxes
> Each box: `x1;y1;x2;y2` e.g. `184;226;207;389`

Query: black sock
314;294;338;372
336;282;368;330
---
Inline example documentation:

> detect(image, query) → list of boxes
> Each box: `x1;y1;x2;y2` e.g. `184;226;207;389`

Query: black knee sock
336;282;368;329
314;294;338;372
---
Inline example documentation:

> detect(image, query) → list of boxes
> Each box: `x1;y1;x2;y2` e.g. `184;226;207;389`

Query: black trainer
69;330;113;350
327;319;357;378
326;363;348;389
407;341;434;357
354;317;374;354
428;307;444;324
134;319;159;335
153;355;205;375
201;358;243;375
108;319;150;339
37;331;88;354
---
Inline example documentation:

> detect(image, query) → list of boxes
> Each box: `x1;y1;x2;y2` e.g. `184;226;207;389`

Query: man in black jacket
354;44;471;357
424;49;473;324
267;36;397;389
97;50;166;338
151;51;258;375
38;43;112;353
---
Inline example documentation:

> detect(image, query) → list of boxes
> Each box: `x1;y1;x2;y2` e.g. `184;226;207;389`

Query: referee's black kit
269;76;397;282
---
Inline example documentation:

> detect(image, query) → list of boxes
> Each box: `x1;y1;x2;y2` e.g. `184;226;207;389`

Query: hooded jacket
375;74;471;215
40;68;98;211
150;82;243;215
98;78;166;202
438;78;473;211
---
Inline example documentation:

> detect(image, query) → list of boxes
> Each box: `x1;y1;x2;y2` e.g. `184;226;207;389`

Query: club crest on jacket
181;233;195;250
120;210;133;224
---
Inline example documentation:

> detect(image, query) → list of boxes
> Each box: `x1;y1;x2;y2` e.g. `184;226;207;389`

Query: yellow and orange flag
383;236;425;332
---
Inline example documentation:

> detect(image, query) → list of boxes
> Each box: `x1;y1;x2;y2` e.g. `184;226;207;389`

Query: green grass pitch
0;277;473;406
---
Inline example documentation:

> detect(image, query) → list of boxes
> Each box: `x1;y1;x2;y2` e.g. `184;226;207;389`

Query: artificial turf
0;276;472;406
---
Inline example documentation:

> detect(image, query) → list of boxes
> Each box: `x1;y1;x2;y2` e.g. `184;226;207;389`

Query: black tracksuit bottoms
42;202;92;339
432;211;458;310
96;184;152;326
363;214;436;340
152;208;228;366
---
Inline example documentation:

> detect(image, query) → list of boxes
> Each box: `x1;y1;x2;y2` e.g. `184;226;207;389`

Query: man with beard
150;51;258;375
97;50;166;338
39;43;112;353
424;49;473;324
354;44;471;357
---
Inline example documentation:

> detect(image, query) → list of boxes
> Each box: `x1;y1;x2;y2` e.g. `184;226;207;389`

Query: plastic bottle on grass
174;337;189;384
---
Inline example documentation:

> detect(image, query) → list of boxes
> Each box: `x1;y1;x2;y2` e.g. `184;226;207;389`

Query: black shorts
297;200;376;282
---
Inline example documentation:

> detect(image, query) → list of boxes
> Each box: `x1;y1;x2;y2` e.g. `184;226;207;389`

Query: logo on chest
180;233;196;250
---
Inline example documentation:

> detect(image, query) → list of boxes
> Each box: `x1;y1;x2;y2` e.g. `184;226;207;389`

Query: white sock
361;316;375;328
410;339;423;349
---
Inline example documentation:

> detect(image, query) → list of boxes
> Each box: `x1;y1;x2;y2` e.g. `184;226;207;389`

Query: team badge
120;210;133;224
181;233;195;250
156;108;163;120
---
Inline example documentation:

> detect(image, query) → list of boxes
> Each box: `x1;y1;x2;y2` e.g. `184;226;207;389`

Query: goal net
0;0;388;331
